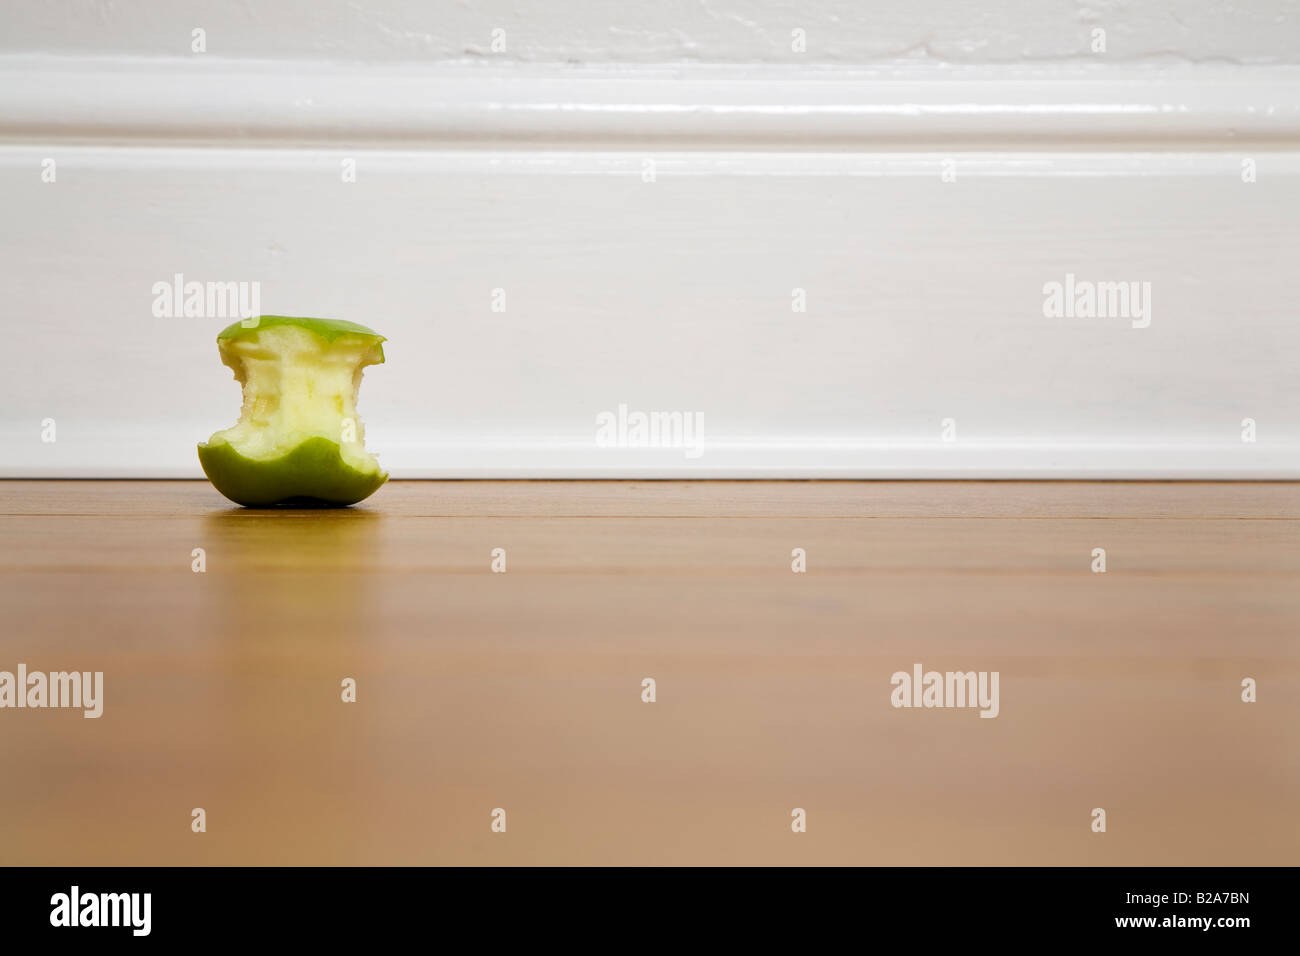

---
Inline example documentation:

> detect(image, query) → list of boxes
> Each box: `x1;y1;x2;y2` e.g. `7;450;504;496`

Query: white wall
4;0;1298;64
1;3;1298;478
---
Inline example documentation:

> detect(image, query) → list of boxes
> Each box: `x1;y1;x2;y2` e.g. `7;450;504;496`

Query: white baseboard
2;58;1298;478
5;57;1300;148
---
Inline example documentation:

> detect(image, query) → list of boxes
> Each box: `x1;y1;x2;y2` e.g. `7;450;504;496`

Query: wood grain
5;479;1300;517
0;480;1296;865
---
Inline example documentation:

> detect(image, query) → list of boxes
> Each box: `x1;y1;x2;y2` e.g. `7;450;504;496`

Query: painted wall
3;1;1298;64
1;3;1298;478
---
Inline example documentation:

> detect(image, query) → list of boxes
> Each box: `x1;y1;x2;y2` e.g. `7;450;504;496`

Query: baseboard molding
13;443;1298;480
4;57;1300;148
2;58;1298;478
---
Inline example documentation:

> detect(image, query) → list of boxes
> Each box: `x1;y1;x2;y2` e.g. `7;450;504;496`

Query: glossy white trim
2;57;1300;148
2;59;1298;479
9;442;1297;480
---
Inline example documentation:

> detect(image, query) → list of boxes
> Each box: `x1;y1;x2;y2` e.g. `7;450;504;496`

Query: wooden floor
1;480;1297;866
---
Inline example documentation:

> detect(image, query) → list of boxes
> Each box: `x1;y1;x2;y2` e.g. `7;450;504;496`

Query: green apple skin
199;316;388;508
216;315;387;355
198;436;388;507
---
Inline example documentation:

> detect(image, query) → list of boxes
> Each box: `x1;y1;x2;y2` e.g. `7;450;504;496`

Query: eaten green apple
198;315;388;507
